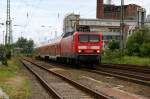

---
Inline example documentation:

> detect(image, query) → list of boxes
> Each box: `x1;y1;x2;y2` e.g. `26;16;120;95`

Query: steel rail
21;60;63;99
97;67;150;81
85;69;150;87
100;64;150;74
22;58;112;99
24;58;150;87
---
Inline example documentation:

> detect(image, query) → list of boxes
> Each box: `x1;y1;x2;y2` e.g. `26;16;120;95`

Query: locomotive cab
74;32;103;65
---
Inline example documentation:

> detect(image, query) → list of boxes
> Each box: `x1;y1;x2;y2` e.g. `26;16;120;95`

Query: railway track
82;63;150;87
31;58;150;87
100;64;150;74
91;64;150;86
21;59;111;99
85;68;150;87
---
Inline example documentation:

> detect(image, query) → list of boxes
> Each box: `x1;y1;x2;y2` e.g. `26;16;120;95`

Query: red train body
36;32;103;65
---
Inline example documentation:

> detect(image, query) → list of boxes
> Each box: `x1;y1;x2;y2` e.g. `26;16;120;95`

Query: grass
0;79;31;99
121;56;150;66
0;58;31;99
101;50;150;66
102;56;150;66
0;61;18;79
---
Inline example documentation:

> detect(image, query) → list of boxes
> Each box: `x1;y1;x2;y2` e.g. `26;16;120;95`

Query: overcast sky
0;0;149;45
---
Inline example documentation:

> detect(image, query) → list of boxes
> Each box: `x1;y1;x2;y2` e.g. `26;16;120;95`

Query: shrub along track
21;58;111;99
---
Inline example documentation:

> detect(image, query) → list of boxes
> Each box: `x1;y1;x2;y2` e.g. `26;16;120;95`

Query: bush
6;51;11;59
140;43;150;57
127;43;140;56
102;49;123;64
108;40;120;50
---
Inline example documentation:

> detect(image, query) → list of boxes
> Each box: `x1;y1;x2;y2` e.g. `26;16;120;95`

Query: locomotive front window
89;35;100;42
79;35;88;42
79;35;100;42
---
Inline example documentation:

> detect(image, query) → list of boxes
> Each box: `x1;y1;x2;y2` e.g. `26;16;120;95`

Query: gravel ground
21;63;53;99
25;61;95;99
36;61;150;99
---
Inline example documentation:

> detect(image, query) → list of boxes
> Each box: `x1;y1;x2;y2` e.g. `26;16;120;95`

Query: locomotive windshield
79;35;89;42
79;35;100;43
89;35;100;42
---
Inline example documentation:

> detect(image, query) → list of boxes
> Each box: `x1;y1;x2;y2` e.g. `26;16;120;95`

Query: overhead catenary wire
15;0;43;38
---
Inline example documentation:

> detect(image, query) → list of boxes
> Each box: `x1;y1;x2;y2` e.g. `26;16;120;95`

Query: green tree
14;37;34;55
27;39;34;54
126;27;150;57
15;37;28;49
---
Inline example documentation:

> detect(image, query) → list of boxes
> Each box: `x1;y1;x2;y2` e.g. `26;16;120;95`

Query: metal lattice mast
120;0;124;49
6;0;12;45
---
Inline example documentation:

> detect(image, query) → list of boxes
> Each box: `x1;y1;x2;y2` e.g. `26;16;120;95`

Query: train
36;31;103;68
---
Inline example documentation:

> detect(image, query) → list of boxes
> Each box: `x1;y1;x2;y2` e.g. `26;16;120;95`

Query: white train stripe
78;46;100;49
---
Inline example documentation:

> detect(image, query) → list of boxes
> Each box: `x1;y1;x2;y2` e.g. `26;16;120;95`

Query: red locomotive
36;31;103;67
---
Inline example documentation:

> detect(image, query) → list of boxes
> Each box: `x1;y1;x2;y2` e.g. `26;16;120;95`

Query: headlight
97;50;100;53
78;50;82;53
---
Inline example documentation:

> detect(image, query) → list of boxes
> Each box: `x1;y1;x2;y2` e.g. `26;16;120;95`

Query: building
63;0;146;48
96;0;145;20
63;14;138;48
96;0;146;47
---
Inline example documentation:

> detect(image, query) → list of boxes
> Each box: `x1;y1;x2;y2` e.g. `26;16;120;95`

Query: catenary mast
6;0;12;45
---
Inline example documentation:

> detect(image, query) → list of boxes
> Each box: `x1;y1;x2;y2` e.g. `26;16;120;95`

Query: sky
0;0;150;45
